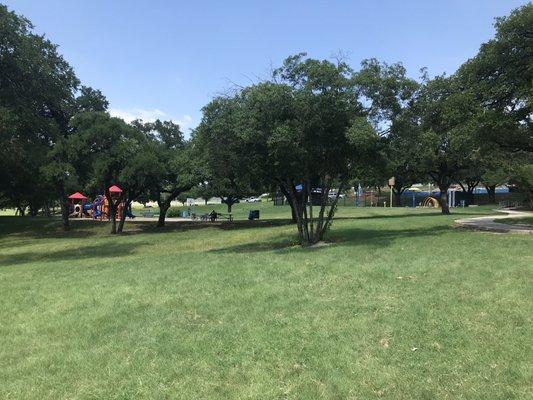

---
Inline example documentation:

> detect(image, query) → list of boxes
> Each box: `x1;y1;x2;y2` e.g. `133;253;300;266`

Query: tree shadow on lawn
132;210;488;235
0;217;101;240
129;218;294;235
209;225;451;254
0;211;483;240
340;212;444;220
0;241;147;267
336;209;490;221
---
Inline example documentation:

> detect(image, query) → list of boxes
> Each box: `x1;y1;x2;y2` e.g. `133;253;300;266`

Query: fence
274;191;523;208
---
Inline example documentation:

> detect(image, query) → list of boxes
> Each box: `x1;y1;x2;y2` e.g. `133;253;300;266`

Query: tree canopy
1;2;532;243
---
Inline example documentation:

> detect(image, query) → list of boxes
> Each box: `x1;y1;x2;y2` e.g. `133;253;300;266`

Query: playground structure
68;185;134;220
67;192;88;218
421;196;439;208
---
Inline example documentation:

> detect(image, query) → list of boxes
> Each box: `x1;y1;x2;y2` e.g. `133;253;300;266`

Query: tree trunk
43;202;51;217
204;198;208;205
392;185;405;207
485;184;496;204
105;188;123;234
279;184;297;223
117;214;126;233
157;200;170;227
285;181;307;245
110;212;117;234
29;203;39;217
107;198;118;234
465;186;476;207
289;200;297;223
117;200;131;233
60;195;70;231
220;197;236;214
17;205;25;217
284;179;344;246
314;182;343;243
439;185;450;215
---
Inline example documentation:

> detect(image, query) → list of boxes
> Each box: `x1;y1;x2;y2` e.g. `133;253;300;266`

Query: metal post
388;177;395;208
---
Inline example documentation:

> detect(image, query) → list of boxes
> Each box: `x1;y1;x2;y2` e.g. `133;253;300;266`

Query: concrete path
124;217;188;222
455;209;533;234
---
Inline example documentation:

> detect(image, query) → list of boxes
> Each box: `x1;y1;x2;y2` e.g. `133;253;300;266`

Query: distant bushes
166;207;182;218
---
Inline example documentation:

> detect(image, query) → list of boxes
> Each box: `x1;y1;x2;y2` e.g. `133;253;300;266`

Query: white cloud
109;108;194;130
175;114;192;127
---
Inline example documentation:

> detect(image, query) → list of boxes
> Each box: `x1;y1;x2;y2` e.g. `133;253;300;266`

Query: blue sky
4;0;530;133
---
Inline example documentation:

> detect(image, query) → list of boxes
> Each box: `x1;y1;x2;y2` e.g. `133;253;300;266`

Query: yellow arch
422;196;439;208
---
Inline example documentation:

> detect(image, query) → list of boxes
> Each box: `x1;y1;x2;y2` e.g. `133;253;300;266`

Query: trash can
248;210;260;220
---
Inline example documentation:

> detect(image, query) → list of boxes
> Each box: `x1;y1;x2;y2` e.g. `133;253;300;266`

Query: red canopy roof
108;185;123;193
68;192;88;200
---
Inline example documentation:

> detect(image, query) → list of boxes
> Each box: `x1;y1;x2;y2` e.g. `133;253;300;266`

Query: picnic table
201;211;233;222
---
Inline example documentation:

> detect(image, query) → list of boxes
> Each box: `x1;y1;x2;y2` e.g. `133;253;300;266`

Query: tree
354;59;423;205
385;130;426;206
189;181;215;205
260;54;373;245
132;120;197;227
115;146;161;233
0;4;79;220
0;5;111;228
75;86;109;113
511;163;533;209
456;4;533;204
238;82;301;222
68;112;144;234
458;3;532;148
193;96;259;214
410;75;479;214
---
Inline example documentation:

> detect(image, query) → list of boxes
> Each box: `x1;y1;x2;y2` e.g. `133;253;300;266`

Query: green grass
0;205;531;399
0;208;16;216
135;200;295;219
498;216;533;228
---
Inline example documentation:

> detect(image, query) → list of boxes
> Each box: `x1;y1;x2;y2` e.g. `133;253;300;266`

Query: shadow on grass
209;225;451;254
0;217;100;240
128;218;295;235
337;209;492;221
342;212;445;220
0;241;146;267
0;209;488;239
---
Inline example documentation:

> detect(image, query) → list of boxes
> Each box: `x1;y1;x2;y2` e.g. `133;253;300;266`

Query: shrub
512;164;533;209
166;206;182;218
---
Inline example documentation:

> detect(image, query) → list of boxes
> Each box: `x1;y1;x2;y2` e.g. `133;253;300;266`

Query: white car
245;197;261;203
328;192;345;199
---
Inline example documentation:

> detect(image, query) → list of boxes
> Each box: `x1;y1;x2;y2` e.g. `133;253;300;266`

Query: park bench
202;212;233;222
217;213;233;222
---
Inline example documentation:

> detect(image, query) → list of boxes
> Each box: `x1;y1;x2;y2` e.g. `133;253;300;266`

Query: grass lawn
0;209;16;216
499;216;533;228
0;205;531;399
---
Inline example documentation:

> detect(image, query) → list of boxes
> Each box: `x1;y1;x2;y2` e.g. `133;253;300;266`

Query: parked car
245;197;262;203
328;192;345;199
